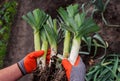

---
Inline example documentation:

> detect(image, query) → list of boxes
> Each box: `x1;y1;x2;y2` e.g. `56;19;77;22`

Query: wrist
17;59;27;75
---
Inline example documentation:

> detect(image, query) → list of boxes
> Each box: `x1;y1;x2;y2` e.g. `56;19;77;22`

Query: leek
58;4;79;58
44;16;58;66
58;17;71;58
40;29;48;67
63;31;70;58
58;4;100;65
22;9;48;65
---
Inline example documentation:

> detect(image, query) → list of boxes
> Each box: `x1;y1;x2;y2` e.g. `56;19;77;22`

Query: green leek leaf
78;18;100;37
66;4;79;17
22;9;48;31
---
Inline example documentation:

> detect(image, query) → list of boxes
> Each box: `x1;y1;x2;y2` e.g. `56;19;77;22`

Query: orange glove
62;56;86;81
17;50;44;75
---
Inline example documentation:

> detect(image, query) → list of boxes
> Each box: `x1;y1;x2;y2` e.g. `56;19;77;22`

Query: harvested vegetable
58;4;100;65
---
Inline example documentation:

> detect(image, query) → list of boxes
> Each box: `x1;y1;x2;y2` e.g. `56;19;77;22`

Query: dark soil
33;61;67;81
100;0;120;54
3;0;120;81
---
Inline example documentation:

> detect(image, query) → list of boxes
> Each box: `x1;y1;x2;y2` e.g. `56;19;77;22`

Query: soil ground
3;0;120;81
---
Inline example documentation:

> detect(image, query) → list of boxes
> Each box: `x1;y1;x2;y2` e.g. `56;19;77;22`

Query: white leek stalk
34;31;41;64
34;31;41;50
69;36;81;65
40;40;48;67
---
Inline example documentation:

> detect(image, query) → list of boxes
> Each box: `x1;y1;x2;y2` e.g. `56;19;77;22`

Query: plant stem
51;44;57;57
63;31;70;58
49;44;57;67
34;30;41;64
69;36;81;65
40;40;48;67
34;31;41;50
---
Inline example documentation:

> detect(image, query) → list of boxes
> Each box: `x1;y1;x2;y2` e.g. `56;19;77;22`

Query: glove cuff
17;59;27;75
70;58;86;81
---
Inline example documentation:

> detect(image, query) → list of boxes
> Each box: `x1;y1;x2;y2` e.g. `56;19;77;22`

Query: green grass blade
82;36;92;52
93;33;107;47
94;70;100;81
113;56;118;75
101;72;111;81
93;0;104;12
104;66;118;79
93;39;98;56
87;66;100;76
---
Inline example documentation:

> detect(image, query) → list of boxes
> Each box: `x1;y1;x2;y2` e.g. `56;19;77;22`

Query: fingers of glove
62;59;72;70
46;49;51;64
28;50;44;59
23;50;44;73
62;59;72;81
24;58;37;73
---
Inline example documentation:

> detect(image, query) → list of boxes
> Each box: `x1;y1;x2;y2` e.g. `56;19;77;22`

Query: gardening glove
62;56;86;81
17;50;44;75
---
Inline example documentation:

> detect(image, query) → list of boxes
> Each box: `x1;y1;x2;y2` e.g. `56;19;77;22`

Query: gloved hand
62;56;86;81
17;50;44;75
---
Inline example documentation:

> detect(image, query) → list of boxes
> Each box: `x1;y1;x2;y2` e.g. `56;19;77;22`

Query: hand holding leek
22;4;99;68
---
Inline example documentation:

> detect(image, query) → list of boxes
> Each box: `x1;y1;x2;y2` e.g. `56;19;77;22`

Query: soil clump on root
33;59;67;81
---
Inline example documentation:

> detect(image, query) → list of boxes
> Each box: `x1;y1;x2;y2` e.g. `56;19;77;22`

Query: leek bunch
58;4;100;65
22;9;48;67
22;4;100;67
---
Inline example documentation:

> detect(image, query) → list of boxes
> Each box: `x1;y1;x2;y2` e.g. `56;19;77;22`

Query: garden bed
2;0;120;81
0;0;17;68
